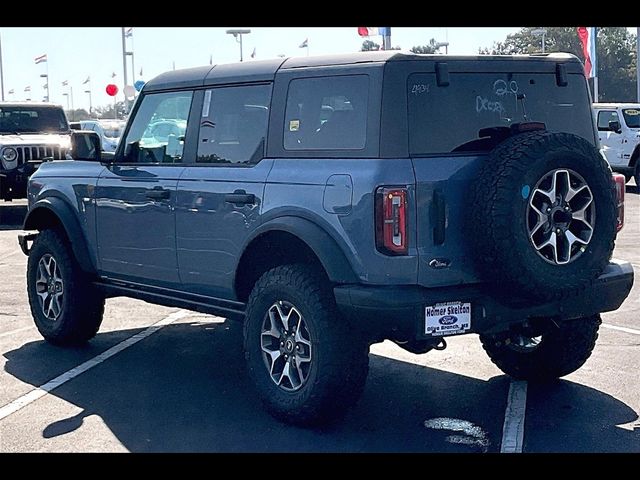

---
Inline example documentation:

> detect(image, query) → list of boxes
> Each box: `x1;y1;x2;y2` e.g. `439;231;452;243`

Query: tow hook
433;338;447;351
18;232;39;256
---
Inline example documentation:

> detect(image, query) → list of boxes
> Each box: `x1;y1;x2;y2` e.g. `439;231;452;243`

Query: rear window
408;72;594;155
622;108;640;128
284;75;368;151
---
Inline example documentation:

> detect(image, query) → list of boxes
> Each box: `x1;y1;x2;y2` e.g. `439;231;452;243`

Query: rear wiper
0;130;21;135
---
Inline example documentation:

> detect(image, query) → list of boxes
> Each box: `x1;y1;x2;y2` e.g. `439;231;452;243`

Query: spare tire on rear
470;131;617;301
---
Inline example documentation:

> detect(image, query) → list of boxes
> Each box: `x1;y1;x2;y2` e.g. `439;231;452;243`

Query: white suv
593;103;640;184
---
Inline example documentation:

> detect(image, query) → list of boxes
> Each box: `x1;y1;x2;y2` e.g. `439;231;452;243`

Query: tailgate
412;155;484;288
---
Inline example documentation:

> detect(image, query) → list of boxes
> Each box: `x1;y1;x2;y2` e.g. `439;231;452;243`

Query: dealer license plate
425;302;471;336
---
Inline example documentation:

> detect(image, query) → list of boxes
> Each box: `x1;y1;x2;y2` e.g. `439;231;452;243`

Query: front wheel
27;229;105;346
480;315;601;381
244;264;369;426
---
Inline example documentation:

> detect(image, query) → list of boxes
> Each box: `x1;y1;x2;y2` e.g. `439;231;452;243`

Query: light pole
532;28;547;53
85;89;92;115
226;29;251;62
435;41;449;54
39;74;49;102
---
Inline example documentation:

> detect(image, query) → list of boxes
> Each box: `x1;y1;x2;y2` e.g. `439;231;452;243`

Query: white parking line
0;309;190;422
0;326;34;339
500;380;528;453
602;323;640;336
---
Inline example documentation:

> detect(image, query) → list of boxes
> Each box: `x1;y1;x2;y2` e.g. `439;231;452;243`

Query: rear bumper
334;260;634;339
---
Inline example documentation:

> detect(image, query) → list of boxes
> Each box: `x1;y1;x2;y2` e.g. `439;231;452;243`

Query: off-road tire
27;229;105;346
244;264;369;427
480;315;601;381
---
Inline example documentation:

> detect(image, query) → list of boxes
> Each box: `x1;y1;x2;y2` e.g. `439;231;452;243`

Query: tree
480;27;638;102
93;101;128;120
411;39;442;54
361;40;380;51
65;109;90;121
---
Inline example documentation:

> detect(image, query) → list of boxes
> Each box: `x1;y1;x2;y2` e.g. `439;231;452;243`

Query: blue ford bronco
18;52;633;426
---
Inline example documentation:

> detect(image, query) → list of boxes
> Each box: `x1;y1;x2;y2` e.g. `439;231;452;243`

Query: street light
226;29;251;62
532;28;547;53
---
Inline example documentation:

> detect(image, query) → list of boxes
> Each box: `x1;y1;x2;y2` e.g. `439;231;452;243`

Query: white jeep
593;103;640;184
0;102;72;201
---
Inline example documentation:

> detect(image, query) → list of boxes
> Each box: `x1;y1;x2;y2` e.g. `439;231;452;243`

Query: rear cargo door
407;69;594;288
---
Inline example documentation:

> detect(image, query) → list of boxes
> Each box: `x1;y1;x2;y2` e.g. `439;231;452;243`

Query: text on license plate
425;302;471;336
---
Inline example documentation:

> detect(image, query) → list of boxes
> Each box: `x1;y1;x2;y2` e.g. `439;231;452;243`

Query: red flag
577;27;593;78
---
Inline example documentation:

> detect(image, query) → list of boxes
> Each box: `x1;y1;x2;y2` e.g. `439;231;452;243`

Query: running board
94;280;246;320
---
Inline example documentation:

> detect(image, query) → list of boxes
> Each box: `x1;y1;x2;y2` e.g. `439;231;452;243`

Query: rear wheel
480;315;601;381
27;229;105;346
244;264;369;426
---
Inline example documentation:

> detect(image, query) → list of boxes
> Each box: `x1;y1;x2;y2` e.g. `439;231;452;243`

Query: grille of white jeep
16;145;68;164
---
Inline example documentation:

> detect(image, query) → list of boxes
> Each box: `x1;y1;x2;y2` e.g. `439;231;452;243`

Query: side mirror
609;120;622;134
71;131;102;161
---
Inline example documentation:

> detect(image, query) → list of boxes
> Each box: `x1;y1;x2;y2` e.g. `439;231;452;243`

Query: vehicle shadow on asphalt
3;320;638;452
3;320;508;452
0;203;27;231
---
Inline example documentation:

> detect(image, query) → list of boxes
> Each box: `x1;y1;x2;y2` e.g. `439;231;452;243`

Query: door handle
146;187;171;200
224;190;256;205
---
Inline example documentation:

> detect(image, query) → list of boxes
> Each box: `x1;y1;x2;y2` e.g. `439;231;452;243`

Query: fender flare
238;216;359;285
23;197;96;274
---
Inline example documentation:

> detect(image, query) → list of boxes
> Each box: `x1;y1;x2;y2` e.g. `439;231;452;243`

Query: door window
121;91;193;164
197;84;271;166
597;110;619;131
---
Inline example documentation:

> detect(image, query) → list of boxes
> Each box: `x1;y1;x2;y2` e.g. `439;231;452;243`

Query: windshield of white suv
0;106;69;134
622;109;640;128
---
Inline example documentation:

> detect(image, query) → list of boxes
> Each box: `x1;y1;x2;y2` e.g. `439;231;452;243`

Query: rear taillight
375;187;408;255
613;174;625;232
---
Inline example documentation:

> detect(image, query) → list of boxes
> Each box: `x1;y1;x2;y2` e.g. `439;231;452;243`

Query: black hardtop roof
143;51;584;92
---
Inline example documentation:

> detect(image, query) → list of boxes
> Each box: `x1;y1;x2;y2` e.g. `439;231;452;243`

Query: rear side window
284;75;368;150
597;110;619;131
408;72;594;155
197;84;271;165
622;108;640;128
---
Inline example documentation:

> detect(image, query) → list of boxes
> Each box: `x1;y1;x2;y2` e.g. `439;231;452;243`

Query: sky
0;27;525;111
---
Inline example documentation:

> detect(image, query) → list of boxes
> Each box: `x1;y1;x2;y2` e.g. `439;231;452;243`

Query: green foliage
64;109;90;122
93;101;127;120
360;40;380;51
480;27;638;102
410;39;443;54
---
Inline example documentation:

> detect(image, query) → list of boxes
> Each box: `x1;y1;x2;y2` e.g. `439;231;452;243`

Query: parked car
0;102;71;201
70;119;124;153
19;52;633;426
593;103;640;184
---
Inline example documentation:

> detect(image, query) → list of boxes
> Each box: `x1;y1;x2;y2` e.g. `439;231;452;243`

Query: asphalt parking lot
0;192;638;453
